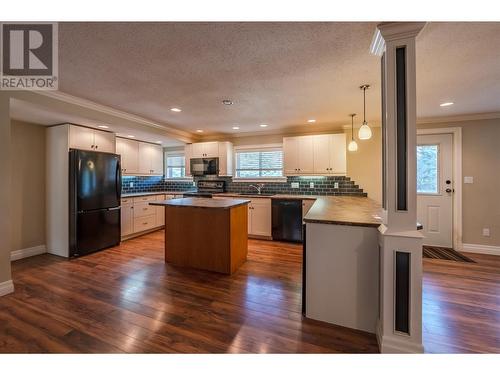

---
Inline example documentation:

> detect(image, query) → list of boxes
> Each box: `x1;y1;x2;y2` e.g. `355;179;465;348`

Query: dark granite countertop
303;196;383;227
150;197;250;209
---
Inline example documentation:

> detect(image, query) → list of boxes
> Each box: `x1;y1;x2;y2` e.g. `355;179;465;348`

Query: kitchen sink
238;193;276;196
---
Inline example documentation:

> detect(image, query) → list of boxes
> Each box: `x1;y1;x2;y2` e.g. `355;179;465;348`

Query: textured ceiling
21;22;500;138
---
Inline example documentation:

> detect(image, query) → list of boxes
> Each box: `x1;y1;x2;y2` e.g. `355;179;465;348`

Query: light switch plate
483;228;490;237
309;182;314;188
193;181;196;186
291;182;299;189
334;182;339;189
464;176;474;184
129;182;134;188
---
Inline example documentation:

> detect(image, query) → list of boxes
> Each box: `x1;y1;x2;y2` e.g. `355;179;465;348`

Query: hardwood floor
423;253;500;353
0;231;378;353
1;230;498;353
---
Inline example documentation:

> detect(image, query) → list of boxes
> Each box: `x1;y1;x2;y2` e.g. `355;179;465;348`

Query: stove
183;180;225;198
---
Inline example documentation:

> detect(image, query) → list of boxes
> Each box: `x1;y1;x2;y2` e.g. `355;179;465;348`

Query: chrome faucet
249;183;265;194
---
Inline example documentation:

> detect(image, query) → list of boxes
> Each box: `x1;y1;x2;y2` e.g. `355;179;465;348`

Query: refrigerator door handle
115;159;122;201
108;206;121;211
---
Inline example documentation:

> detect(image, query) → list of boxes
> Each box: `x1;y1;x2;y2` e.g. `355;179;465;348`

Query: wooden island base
152;198;249;275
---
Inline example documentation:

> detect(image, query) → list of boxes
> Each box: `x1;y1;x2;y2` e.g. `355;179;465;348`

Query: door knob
446;180;451;184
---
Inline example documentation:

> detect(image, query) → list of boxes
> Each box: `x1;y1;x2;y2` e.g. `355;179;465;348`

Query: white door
330;134;347;175
298;137;314;174
283;137;299;175
203;142;219;158
416;133;454;247
150;145;164;175
312;135;331;174
93;130;115;153
69;126;95;150
138;142;152;174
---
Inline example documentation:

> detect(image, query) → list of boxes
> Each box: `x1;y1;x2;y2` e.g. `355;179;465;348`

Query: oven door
190;158;205;176
204;158;219;175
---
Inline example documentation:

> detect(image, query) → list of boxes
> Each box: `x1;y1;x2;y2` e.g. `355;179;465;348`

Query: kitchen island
150;197;250;275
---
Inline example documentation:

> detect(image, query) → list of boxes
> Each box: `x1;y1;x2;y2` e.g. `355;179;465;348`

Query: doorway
417;133;454;247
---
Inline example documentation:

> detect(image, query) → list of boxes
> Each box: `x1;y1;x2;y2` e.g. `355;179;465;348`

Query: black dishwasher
272;199;303;242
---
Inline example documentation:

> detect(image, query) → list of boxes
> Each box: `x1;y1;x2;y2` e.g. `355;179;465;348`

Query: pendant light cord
363;87;366;124
350;114;355;141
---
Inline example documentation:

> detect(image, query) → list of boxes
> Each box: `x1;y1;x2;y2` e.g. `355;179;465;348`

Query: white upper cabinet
116;137;139;174
191;141;219;158
284;133;346;176
117;138;163;176
329;134;347;175
283;136;314;174
185;141;233;176
69;125;115;153
184;144;192;176
217;141;233;176
138;142;164;175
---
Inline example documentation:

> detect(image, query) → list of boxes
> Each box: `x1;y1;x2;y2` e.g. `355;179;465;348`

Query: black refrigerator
69;149;121;257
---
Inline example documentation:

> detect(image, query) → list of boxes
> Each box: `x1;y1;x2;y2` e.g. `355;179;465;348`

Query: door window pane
417;145;438;194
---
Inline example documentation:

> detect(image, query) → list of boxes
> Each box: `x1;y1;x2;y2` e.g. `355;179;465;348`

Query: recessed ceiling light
440;102;454;107
170;107;182;112
307;119;316;123
259;124;268;128
127;135;135;138
156;141;162;144
222;99;233;106
232;126;240;130
98;125;109;129
196;129;204;133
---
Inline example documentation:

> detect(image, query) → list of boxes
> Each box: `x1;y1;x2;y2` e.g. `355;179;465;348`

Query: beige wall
345;127;382;203
10;120;46;252
418;118;500;247
0;93;12;284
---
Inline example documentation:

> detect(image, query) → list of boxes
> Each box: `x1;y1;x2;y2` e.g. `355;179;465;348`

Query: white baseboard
462;243;500;256
0;280;14;297
11;245;47;261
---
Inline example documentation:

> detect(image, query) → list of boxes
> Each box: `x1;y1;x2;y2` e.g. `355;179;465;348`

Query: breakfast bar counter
150;198;250;274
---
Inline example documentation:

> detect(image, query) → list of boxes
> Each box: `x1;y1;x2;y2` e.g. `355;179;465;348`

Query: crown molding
417;112;500;124
18;90;196;143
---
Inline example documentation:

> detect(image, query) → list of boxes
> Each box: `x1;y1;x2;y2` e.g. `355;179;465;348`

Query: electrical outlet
334;182;339;189
193;181;196;186
291;182;299;189
129;182;134;188
483;228;490;237
309;182;315;189
464;176;474;184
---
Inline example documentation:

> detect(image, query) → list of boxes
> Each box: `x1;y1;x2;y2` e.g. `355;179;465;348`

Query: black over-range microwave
190;157;219;176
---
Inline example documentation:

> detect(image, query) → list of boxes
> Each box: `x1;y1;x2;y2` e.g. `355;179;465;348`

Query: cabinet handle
95;145;98;149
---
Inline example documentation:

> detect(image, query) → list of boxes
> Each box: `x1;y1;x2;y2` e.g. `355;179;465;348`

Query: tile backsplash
122;175;366;197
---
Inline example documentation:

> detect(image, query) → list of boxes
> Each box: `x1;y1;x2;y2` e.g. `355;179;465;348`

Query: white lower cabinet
121;194;171;238
121;198;134;237
248;198;272;237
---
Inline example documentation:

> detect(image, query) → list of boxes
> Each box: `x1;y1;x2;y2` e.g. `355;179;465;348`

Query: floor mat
423;245;476;263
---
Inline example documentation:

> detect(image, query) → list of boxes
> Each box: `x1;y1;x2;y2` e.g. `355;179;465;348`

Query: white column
371;22;426;353
0;92;14;296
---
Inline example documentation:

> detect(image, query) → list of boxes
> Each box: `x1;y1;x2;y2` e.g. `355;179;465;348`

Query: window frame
233;144;286;182
164;151;192;181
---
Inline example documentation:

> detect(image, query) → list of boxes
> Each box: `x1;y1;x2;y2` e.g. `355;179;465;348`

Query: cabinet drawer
121;198;133;205
134;202;157;218
133;214;157;233
133;195;157;203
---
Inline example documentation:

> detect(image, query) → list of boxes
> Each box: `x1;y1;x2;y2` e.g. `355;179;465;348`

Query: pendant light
358;84;372;140
348;114;358;152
